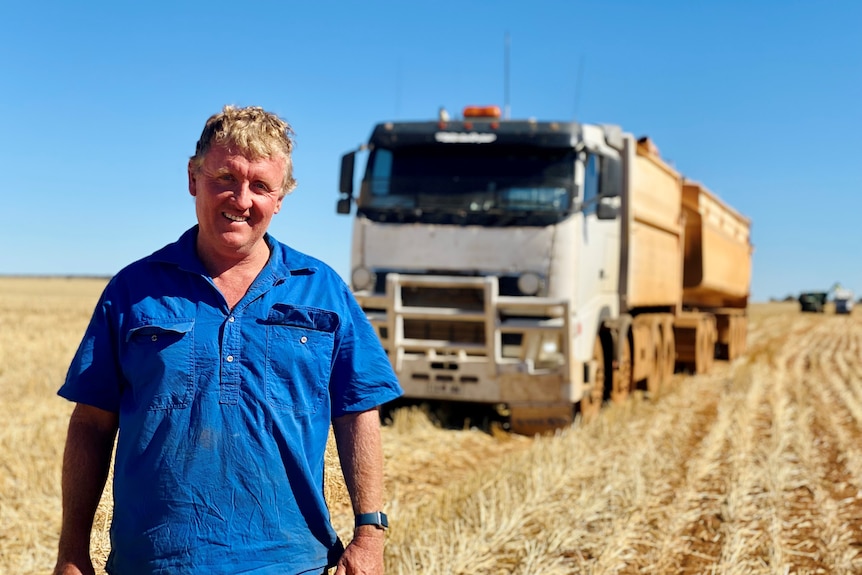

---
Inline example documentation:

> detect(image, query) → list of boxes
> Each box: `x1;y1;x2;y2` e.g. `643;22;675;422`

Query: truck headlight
537;334;564;369
517;272;544;296
351;267;376;292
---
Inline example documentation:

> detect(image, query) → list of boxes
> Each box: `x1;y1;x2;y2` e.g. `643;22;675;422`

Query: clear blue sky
2;1;860;302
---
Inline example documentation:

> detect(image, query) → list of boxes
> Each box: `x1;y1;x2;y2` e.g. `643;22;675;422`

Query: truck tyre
695;324;708;374
611;334;632;404
579;337;606;422
661;325;676;387
646;330;662;400
693;316;716;375
650;323;675;398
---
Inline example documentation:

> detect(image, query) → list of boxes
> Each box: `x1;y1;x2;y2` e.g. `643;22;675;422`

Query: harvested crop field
2;277;861;574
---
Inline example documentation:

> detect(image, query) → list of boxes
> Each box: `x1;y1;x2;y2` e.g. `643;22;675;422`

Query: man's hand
53;558;96;575
334;528;386;575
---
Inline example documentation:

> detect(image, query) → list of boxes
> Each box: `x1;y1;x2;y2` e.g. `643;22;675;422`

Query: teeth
223;213;247;222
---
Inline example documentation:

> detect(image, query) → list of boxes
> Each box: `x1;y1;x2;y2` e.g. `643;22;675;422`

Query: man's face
188;144;286;262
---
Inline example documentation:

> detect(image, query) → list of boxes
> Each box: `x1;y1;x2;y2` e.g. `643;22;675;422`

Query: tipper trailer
337;106;752;434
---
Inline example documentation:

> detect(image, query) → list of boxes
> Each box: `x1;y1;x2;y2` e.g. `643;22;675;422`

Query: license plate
427;381;462;395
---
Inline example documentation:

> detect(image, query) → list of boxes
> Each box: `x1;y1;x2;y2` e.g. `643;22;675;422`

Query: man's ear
274;194;284;214
188;162;197;197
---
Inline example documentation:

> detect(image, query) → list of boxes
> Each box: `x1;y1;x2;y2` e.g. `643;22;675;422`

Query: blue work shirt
59;227;402;575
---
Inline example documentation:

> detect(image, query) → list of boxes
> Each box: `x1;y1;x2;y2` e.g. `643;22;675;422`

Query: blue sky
2;1;860;302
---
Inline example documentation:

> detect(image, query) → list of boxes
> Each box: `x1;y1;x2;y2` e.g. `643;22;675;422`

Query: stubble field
2;277;861;574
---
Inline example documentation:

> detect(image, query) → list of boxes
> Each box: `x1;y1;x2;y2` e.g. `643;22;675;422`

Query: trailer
337;106;753;434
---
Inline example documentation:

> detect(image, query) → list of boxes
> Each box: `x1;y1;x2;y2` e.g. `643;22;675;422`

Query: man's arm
332;407;387;575
53;403;119;575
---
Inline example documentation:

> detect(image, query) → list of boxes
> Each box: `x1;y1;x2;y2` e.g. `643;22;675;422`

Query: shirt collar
147;226;318;279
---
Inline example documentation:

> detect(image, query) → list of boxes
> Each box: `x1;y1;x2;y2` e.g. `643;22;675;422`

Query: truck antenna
504;31;511;120
395;58;402;119
573;55;585;121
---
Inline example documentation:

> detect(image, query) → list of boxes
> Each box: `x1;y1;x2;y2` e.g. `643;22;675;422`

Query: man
53;105;403;575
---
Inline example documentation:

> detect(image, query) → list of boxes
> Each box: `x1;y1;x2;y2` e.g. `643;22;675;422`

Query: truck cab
337;106;626;432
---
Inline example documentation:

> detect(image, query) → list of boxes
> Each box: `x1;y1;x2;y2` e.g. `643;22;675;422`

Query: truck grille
357;273;571;369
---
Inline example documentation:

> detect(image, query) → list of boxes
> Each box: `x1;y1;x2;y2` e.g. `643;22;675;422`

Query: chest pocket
123;318;195;411
264;304;338;414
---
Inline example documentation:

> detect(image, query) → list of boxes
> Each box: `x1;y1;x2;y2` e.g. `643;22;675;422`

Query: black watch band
354;511;389;530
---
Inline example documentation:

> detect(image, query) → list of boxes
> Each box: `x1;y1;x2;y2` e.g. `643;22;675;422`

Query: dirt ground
2;278;861;574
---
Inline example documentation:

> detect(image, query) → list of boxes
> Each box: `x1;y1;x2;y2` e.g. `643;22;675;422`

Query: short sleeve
58;283;123;412
329;284;402;418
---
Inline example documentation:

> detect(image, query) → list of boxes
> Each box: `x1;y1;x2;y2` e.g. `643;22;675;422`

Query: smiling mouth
223;212;248;223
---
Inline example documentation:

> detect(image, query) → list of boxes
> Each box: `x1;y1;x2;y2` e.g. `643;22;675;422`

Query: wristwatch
354;511;389;530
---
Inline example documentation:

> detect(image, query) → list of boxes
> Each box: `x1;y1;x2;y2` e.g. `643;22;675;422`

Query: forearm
333;408;385;517
333;408;387;574
55;404;118;571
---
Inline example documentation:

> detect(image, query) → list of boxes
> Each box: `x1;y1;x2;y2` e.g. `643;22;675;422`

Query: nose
231;182;254;210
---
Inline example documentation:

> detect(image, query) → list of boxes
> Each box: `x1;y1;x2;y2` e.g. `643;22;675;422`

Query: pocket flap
265;304;338;332
126;318;195;342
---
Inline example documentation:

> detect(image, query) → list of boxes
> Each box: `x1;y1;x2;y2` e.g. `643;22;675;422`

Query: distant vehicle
798;292;828;313
833;287;855;314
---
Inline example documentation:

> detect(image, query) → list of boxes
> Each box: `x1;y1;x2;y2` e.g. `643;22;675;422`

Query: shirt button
151;335;158;342
228;316;235;323
226;355;234;362
300;336;308;344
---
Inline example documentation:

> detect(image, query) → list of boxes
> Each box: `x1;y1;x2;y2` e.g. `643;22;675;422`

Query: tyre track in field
645;309;806;574
646;365;748;574
372;306;862;574
576;370;729;574
762;324;831;573
803;316;862;571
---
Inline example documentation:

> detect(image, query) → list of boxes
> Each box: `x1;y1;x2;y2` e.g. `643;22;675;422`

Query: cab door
579;151;621;305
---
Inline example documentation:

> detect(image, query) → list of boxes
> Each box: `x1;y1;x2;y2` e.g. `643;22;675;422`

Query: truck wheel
611;335;632;404
647;336;662;400
579;337;605;422
650;325;675;398
699;320;716;373
695;326;708;374
661;326;676;386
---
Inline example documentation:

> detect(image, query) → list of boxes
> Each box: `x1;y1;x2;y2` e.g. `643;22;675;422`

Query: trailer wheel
647;333;662;399
696;319;716;374
649;324;675;398
727;316;742;360
705;321;716;372
695;325;708;374
611;334;632;404
579;337;605;422
661;325;676;386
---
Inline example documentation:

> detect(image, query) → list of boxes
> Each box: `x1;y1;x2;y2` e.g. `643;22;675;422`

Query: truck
832;285;854;314
337;105;753;435
798;292;828;313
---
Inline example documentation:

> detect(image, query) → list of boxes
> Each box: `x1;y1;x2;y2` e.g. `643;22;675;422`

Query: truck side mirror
336;197;352;215
600;157;622;198
597;197;620;220
337;151;356;215
340;152;356;196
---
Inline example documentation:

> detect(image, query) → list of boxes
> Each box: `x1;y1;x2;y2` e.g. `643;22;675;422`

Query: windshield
357;144;576;226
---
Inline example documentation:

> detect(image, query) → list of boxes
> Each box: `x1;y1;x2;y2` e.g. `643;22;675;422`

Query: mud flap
509;404;573;436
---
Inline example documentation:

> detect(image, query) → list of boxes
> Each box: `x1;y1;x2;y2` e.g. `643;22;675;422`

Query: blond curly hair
190;105;297;196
